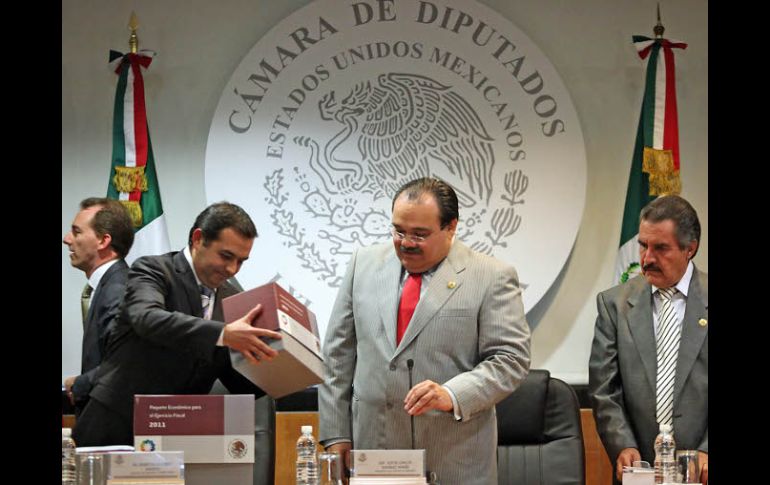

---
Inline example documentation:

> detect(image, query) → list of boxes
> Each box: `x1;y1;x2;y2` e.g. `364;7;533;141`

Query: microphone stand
407;359;416;450
408;359;438;484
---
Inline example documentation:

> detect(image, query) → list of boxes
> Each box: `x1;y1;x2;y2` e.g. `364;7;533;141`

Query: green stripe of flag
140;131;164;228
641;44;660;150
107;62;129;200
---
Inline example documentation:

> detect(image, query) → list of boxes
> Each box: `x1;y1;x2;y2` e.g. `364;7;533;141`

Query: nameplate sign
350;449;425;477
621;467;655;485
106;451;185;480
133;394;254;464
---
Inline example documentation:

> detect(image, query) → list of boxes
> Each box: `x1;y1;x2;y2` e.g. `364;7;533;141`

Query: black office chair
210;380;276;485
496;369;585;485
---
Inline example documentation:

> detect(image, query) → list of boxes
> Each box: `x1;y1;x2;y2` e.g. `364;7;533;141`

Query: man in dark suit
63;198;134;415
589;195;707;484
73;202;281;446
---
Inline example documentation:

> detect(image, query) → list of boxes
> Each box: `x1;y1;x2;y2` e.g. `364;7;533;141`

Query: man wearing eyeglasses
319;177;531;485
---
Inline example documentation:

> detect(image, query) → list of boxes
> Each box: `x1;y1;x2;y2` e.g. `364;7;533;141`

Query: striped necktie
200;286;214;320
656;287;680;427
81;283;94;327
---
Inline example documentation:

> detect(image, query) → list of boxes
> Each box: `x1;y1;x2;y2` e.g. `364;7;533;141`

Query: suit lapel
84;284;99;327
626;279;657;392
378;250;402;355
85;259;128;326
212;282;238;322
173;251;204;317
394;242;467;359
674;268;708;405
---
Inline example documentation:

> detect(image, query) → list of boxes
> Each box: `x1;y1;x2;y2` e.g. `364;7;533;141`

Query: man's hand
615;447;641;482
327;442;352;469
222;304;281;364
327;442;352;484
404;379;453;416
63;376;76;405
698;451;708;484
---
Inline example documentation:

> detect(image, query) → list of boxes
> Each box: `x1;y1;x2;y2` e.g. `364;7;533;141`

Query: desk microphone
407;358;416;450
407;359;439;484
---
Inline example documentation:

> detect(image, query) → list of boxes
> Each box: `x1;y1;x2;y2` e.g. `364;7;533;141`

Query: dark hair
392;178;459;228
640;195;701;257
187;202;257;247
80;197;135;259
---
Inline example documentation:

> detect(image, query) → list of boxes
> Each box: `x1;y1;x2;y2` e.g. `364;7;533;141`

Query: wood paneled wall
581;409;613;485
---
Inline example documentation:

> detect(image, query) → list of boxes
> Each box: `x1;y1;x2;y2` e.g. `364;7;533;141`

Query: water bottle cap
659;423;672;433
62;427;72;437
301;425;313;434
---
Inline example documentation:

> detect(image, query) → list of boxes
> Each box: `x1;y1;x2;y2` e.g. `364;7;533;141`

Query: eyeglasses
391;227;431;243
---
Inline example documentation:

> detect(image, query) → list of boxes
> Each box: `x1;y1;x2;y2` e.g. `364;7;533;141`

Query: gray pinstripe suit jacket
589;267;708;467
319;241;531;485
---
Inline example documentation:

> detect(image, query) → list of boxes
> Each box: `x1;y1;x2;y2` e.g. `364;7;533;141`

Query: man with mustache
73;202;281;446
589;195;708;484
319;178;531;485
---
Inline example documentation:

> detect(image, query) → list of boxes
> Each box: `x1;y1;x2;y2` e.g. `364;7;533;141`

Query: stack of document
76;445;135;453
350;478;426;485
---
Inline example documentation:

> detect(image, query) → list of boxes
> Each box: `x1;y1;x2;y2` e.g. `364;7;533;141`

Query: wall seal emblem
206;0;587;335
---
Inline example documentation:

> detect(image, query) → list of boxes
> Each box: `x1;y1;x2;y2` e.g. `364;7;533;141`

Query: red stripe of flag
129;53;148;202
661;45;680;171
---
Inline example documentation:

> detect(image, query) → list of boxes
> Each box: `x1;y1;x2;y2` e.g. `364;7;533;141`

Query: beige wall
61;0;707;384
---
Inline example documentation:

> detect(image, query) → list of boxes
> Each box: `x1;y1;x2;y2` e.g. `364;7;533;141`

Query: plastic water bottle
296;425;319;485
62;427;77;485
653;423;677;484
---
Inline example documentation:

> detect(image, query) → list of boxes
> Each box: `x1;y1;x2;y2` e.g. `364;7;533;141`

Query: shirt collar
87;258;120;290
183;246;215;293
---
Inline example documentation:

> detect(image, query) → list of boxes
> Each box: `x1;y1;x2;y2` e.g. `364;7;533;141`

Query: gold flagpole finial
653;3;665;39
128;11;139;53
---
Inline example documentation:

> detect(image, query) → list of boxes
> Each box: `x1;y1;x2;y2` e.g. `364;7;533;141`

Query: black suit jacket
90;251;265;424
71;259;129;408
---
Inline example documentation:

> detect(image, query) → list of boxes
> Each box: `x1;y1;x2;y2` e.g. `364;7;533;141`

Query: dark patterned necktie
200;286;214;320
81;283;94;327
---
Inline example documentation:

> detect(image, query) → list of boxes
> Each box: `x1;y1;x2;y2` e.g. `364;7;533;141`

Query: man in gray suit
73;202;282;446
319;178;531;485
589;195;707;484
63;198;134;415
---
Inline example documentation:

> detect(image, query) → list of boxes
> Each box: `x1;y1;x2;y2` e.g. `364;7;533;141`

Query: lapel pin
447;281;456;289
698;318;707;327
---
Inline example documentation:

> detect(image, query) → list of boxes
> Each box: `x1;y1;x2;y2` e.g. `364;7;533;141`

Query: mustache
400;246;422;254
642;263;659;272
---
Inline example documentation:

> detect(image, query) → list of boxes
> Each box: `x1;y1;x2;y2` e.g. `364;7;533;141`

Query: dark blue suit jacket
71;259;129;408
81;251;264;443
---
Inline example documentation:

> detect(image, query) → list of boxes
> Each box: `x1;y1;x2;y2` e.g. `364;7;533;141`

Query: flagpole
107;12;171;264
614;5;687;284
128;12;139;54
654;3;664;39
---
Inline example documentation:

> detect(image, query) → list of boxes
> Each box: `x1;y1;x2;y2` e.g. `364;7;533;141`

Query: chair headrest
496;369;550;444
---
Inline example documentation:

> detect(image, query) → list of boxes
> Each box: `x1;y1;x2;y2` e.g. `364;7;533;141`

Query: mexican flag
107;50;170;264
615;36;687;284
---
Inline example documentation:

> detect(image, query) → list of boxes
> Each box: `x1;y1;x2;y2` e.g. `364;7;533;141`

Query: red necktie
397;273;422;345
